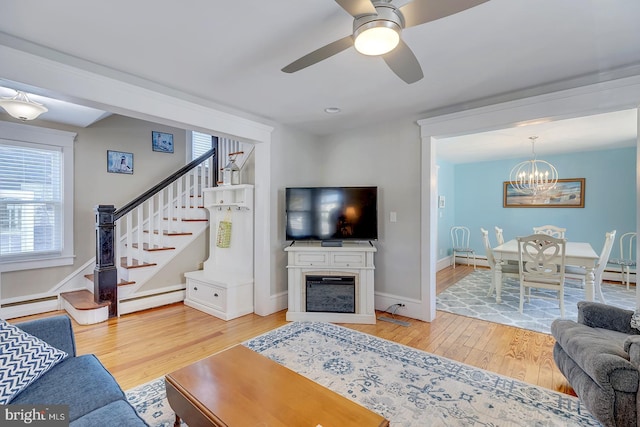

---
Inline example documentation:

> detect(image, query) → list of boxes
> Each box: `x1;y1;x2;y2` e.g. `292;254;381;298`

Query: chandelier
509;136;558;196
0;90;48;121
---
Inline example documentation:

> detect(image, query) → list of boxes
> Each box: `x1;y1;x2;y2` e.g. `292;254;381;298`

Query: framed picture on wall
503;178;585;208
107;150;134;174
152;131;174;153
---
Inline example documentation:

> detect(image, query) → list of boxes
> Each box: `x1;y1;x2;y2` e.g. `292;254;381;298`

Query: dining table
492;238;599;304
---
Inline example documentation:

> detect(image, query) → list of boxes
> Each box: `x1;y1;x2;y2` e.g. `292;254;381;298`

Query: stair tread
131;243;176;251
143;230;194;236
84;274;135;286
61;290;110;310
120;258;158;269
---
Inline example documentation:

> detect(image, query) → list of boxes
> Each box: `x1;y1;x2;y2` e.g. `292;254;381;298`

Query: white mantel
285;241;377;324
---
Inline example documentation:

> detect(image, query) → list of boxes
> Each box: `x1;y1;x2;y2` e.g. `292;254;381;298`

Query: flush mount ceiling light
509;136;559;196
0;90;48;121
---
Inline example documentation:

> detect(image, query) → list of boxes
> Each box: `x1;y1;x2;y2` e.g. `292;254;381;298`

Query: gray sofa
10;315;147;426
551;301;640;427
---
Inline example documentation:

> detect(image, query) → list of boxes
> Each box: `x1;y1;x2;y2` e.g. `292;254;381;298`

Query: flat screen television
285;186;378;242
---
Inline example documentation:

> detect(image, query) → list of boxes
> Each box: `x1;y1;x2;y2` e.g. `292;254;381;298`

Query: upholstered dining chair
565;230;616;302
450;226;476;270
481;228;519;297
517;234;567;317
532;225;566;238
608;231;636;290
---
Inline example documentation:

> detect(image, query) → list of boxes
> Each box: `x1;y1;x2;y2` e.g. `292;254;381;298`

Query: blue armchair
10;315;147;426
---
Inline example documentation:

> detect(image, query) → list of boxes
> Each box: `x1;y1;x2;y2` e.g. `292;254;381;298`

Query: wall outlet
439;249;444;256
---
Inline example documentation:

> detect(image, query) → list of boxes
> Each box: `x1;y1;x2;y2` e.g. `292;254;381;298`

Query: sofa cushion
0;319;69;404
551;319;639;392
70;399;148;427
11;354;126;422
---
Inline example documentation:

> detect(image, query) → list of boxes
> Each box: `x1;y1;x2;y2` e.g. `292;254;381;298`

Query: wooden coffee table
165;344;389;427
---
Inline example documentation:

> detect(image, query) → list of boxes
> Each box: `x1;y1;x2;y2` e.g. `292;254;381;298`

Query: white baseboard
374;292;424;321
2;299;60;321
259;290;288;316
119;289;186;315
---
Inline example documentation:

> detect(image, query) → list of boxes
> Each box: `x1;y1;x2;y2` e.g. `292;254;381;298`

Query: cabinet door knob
214;293;219;297
194;286;198;291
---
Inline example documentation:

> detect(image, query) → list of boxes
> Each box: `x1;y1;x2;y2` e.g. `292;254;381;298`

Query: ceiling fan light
0;90;48;121
354;23;400;56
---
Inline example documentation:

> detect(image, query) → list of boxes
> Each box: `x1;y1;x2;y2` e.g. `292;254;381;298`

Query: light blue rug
126;321;600;426
437;269;636;334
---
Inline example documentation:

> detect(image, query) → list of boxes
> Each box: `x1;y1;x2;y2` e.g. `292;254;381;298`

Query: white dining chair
532;225;566;239
481;228;519;297
564;230;616;302
517;234;567;318
608;232;636;289
450;226;476;270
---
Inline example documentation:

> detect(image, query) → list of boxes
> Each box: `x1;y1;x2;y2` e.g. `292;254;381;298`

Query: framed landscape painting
107;150;134;174
503;178;585;208
152;131;174;153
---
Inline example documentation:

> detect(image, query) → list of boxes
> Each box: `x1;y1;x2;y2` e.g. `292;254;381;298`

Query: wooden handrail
115;148;216;220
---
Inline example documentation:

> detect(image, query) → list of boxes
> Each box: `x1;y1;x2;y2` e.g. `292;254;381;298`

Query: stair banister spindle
177;176;185;233
198;165;205;207
137;204;145;262
147;195;155;249
188;168;195;209
126;212;133;267
158;189;164;246
168;182;175;234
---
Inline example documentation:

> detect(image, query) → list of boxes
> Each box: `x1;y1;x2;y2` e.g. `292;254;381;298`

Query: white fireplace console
285;241;376;324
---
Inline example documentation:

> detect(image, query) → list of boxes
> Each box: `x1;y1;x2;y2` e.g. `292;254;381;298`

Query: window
0;122;76;272
190;131;215;161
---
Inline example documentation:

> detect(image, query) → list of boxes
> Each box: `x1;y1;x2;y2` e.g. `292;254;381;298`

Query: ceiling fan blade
382;40;423;84
334;0;377;17
282;36;354;73
399;0;489;28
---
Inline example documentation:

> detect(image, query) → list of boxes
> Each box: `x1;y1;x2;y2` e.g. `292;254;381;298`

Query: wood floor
8;265;575;395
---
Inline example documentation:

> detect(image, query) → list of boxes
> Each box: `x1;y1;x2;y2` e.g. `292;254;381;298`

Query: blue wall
438;147;636;260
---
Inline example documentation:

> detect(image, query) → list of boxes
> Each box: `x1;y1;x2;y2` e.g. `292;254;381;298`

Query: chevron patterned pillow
0;319;68;404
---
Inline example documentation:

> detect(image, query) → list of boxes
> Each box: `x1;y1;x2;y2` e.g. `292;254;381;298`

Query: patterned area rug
126;321;600;426
437;269;636;334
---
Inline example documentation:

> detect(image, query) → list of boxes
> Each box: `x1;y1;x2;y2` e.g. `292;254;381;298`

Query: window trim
0;121;76;272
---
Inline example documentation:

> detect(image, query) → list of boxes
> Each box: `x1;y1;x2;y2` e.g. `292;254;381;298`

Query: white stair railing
116;156;215;270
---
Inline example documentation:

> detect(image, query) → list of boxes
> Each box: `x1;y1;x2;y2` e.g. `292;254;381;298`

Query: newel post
94;205;118;317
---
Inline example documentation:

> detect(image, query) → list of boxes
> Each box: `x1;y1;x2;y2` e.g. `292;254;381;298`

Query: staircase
60;138;253;324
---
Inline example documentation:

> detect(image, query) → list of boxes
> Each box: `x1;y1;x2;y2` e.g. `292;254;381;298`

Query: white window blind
0;141;63;260
0;121;75;272
191;131;213;161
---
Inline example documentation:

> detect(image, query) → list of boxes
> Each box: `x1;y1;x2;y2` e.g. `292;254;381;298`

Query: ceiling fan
282;0;489;84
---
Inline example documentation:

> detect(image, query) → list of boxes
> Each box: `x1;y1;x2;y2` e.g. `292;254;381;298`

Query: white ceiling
0;0;639;159
438;109;638;163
